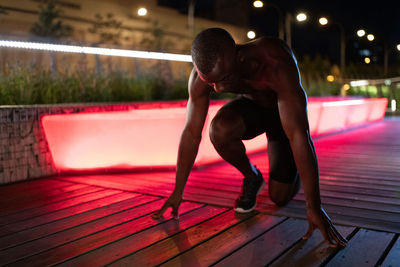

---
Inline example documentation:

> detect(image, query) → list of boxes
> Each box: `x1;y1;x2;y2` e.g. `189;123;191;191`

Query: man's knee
269;192;292;207
209;111;241;145
268;179;296;207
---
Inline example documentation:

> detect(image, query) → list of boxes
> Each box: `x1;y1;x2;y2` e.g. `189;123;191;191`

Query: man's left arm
276;62;347;247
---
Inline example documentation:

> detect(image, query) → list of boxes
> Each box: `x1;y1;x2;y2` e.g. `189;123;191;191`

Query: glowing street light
397;44;400;51
357;29;366;37
296;12;307;22
326;75;335;82
137;7;147;16
367;34;374;41
247;31;256;39
319;17;328;25
253;0;263;8
364;57;371;64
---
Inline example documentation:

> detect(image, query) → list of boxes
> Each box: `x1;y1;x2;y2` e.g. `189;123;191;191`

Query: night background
159;0;400;66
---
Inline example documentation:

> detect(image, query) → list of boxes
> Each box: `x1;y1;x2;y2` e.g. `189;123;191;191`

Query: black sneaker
235;168;265;213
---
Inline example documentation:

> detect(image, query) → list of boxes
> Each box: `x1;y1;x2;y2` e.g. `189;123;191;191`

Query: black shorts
221;96;298;183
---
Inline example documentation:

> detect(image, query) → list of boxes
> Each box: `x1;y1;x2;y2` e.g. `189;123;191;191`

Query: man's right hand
152;191;183;220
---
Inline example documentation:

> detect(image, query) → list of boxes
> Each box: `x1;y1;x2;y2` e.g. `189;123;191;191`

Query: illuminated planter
42;97;388;173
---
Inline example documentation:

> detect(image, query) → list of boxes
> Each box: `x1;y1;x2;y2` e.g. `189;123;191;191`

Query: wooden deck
1;118;400;266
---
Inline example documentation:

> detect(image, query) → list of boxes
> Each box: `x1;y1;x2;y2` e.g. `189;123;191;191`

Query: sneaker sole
234;179;265;213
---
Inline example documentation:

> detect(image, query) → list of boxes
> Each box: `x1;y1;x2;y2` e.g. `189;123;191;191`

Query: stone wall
0;103;151;185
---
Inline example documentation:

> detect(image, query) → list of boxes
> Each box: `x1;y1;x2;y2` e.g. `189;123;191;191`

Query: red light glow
42;97;388;173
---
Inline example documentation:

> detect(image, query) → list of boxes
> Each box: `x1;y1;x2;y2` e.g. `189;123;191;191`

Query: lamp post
285;12;307;48
383;43;400;76
252;1;284;40
319;17;346;76
188;0;196;33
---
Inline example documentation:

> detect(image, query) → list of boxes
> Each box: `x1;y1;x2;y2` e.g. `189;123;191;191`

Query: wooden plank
300;190;400;207
4;201;202;266
106;210;255;267
0;192;139;241
325;229;395;266
160;214;286;267
0;198;172;264
59;206;234;266
214;218;308;266
269;225;355;267
260;201;400;234
0;178;74;195
0;185;97;215
0;193;155;250
56;176;174;197
318;184;400;199
0;189;121;235
0;183;88;206
381;236;400;267
292;194;400;214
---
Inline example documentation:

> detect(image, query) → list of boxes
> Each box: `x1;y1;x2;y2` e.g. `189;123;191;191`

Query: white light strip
350;80;369;87
322;99;365;107
391;99;397;111
0;40;193;62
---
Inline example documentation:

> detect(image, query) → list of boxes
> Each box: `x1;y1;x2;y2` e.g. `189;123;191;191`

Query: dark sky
159;0;400;66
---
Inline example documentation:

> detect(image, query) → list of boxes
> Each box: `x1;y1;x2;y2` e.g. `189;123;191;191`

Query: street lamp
367;34;375;41
296;12;307;22
357;29;366;37
319;17;346;76
253;0;263;8
319;17;328;25
137;7;147;16
247;31;256;39
397;44;400;51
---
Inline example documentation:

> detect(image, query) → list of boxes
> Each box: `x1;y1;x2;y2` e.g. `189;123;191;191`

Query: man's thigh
217;96;273;140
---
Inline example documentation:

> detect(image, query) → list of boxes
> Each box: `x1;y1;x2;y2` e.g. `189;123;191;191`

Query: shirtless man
153;28;347;247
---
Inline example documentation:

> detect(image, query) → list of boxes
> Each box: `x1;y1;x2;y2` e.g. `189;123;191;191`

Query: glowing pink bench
42;97;388;173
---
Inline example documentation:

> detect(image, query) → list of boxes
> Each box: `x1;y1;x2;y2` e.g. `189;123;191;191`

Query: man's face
196;46;237;92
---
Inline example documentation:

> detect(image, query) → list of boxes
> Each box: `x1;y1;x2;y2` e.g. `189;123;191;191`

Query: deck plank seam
0;186;105;219
4;203;208;266
56;207;232;266
320;227;360;266
0;195;160;251
154;211;267;267
375;233;399;266
264;235;305;266
0;189;123;232
207;216;291;267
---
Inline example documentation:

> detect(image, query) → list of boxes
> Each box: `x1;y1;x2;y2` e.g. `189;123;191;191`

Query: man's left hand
303;206;348;247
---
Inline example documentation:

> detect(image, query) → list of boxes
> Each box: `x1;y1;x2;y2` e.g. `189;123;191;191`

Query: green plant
88;13;123;45
30;0;73;39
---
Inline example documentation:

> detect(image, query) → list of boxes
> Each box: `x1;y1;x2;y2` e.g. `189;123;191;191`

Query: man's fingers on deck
330;225;348;247
172;206;179;220
302;224;315;240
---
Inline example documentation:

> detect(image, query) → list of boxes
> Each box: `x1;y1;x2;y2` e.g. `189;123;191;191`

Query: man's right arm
174;68;211;195
153;68;211;219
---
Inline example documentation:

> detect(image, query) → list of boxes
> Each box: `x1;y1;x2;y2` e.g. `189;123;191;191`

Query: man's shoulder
253;37;297;67
188;68;211;99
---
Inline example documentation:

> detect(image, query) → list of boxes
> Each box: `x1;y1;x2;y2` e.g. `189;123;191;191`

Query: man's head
191;28;236;85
